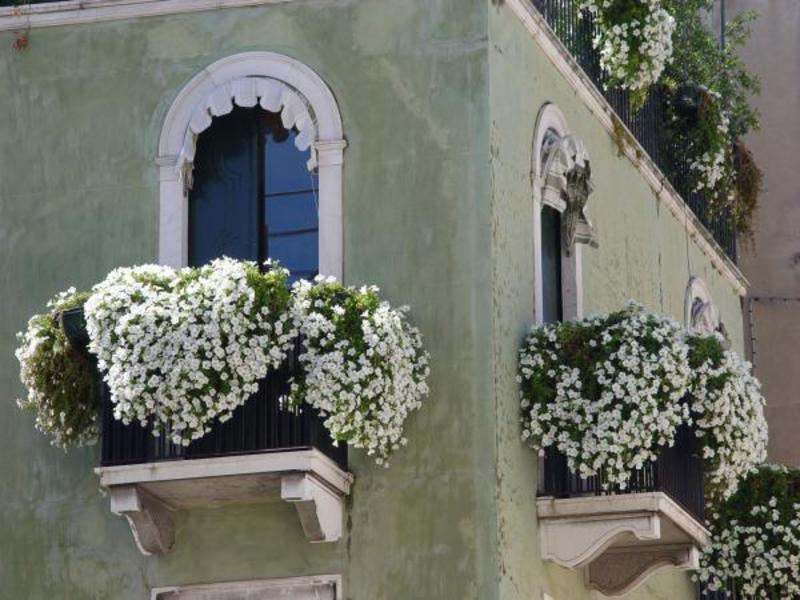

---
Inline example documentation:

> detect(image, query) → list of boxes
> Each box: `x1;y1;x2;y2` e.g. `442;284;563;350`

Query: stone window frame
531;102;585;324
157;51;346;279
151;574;342;600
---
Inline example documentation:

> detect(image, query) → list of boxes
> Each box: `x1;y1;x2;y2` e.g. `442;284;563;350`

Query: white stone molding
586;544;699;596
96;449;353;555
507;0;749;297
157;52;346;280
151;574;342;600
536;492;710;596
532;103;586;323
0;0;297;32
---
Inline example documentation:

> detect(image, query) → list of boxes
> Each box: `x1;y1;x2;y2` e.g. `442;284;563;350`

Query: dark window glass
189;107;319;282
541;206;563;323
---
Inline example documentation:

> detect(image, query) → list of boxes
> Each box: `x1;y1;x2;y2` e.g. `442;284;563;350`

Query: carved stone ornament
541;134;596;255
685;277;729;342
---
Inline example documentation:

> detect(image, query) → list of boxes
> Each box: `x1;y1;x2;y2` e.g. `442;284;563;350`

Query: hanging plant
687;334;768;501
83;258;295;446
16;259;431;466
519;302;767;497
15;288;98;448
519;303;692;488
289;277;430;465
663;1;762;235
579;0;676;108
696;465;800;598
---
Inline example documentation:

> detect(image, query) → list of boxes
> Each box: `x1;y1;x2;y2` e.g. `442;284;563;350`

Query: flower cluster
687;334;768;501
519;303;692;488
15;288;98;448
689;90;734;200
519;303;767;497
697;465;800;598
84;258;295;445
289;277;430;464
16;259;430;466
580;0;675;101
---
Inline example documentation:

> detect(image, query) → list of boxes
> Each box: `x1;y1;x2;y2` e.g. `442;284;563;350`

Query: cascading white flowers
688;90;733;197
16;258;430;465
84;258;295;445
519;303;692;489
688;334;768;500
519;302;767;498
580;0;675;96
289;277;430;465
696;465;800;598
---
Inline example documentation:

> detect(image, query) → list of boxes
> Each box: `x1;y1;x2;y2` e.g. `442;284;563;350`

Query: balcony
63;308;352;555
529;0;737;260
537;425;710;596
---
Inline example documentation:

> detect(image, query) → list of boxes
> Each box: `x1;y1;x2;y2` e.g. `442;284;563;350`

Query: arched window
531;103;595;324
188;106;319;280
157;52;345;279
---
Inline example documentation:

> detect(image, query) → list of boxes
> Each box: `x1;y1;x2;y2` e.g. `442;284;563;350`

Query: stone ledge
96;449;353;555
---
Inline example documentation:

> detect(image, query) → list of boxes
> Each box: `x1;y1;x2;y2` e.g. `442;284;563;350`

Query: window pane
541;206;563;323
263;117;318;195
262;111;319;280
268;231;319;282
265;192;318;235
189;109;260;266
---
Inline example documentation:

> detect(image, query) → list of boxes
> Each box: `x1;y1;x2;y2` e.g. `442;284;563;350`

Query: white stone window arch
531;103;595;324
157;51;347;279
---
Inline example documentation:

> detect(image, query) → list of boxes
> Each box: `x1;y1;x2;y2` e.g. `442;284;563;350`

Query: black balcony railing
62;308;347;470
697;579;744;600
540;423;705;523
529;0;737;260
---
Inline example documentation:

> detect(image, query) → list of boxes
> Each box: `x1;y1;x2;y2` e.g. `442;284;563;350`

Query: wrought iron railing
530;0;737;260
1;1;55;6
540;423;706;523
697;579;744;600
62;308;347;470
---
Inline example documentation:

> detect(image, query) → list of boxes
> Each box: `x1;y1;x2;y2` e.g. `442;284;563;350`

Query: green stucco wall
0;1;746;599
487;3;744;600
0;2;496;598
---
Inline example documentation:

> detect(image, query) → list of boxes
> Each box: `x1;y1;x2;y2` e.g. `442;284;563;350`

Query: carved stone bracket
537;493;710;596
587;544;699;596
109;485;176;555
281;473;345;543
539;512;661;568
97;450;352;555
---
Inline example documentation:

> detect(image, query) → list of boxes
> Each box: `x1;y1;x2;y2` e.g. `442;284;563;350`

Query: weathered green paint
0;1;744;598
487;4;741;600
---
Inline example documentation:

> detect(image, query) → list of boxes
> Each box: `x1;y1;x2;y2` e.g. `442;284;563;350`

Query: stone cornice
0;0;292;31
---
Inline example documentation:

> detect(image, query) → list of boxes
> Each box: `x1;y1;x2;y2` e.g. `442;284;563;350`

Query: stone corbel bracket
96;449;353;555
537;493;710;596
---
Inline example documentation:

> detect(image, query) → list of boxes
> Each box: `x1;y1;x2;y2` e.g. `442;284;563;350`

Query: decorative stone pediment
541;134;595;254
96;449;352;555
537;493;710;596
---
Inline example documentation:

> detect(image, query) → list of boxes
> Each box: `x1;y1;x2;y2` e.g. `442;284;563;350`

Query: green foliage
662;0;762;234
15;288;99;448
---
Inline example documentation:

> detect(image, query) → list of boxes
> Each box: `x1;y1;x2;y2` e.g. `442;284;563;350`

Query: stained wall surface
0;1;749;598
0;2;496;598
